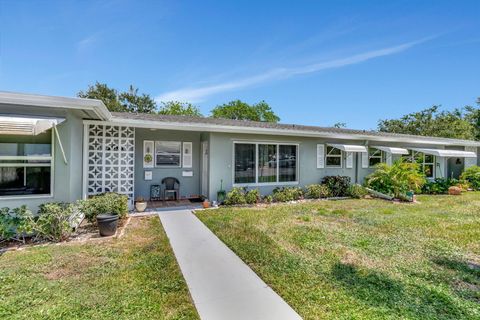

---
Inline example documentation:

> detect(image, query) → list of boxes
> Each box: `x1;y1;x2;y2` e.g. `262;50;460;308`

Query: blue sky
1;0;479;129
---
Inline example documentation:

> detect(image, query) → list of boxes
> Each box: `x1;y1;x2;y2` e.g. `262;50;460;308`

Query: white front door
201;141;209;197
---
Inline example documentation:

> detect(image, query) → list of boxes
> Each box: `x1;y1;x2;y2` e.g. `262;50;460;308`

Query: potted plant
135;196;147;212
97;214;119;237
202;199;210;209
217;179;226;204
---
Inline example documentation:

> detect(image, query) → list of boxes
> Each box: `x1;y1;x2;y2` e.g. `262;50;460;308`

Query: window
0;138;53;197
234;142;298;185
368;147;384;167
402;150;435;178
155;141;181;167
326;146;342;167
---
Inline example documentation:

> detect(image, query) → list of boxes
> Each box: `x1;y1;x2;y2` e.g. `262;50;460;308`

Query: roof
109;112;480;147
0;91;111;121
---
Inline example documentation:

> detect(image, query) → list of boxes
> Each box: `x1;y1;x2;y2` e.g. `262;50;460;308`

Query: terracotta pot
135;201;147;212
202;200;210;208
448;186;462;195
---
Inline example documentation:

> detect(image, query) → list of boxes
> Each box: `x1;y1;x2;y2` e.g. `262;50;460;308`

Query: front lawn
0;217;198;320
197;193;480;320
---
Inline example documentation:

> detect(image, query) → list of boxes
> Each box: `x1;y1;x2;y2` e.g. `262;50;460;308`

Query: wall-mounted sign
144;170;153;180
182;170;193;177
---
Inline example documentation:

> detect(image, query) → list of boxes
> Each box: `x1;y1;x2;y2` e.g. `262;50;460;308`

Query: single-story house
1;91;479;210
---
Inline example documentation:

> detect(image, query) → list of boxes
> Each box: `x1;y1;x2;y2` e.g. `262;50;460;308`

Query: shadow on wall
331;262;472;319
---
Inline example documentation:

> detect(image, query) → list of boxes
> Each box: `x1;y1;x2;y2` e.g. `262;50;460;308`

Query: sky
0;0;479;129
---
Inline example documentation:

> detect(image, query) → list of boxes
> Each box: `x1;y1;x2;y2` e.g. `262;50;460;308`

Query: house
1;91;479;210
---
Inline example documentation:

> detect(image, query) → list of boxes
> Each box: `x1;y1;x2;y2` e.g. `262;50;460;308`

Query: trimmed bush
460;165;480;190
245;189;261;204
81;192;129;223
422;178;459;194
224;187;247;205
305;184;330;199
365;159;426;199
321;176;351;197
272;187;303;202
0;206;34;243
348;184;368;199
263;195;273;204
35;202;76;242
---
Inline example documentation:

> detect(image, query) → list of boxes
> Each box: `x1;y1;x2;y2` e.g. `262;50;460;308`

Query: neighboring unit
1;91;479;210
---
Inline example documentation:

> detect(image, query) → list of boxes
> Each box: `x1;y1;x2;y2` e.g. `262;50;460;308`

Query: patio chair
161;177;180;202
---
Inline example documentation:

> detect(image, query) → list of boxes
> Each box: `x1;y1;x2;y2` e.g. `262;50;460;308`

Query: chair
161;177;180;202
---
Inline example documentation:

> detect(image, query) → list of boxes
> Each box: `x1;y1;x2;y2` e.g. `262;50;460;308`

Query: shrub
224;187;247;205
263;195;273;204
348;184;368;199
305;184;330;199
422;178;459;194
365;159;426;199
81;192;129;223
0;206;35;243
460;165;480;190
272;187;303;202
245;189;260;204
35;202;76;242
321;176;351;197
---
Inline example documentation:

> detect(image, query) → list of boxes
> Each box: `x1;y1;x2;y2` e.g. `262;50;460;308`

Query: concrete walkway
158;209;302;320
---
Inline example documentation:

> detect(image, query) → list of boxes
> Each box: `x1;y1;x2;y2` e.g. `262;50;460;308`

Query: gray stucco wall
134;128;201;200
0;110;84;212
207;132;455;201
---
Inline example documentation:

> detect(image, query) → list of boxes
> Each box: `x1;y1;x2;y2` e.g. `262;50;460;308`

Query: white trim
53;126;68;165
325;145;343;168
0;156;51;161
82;123;88;200
154;141;182;168
182;142;193;168
327;143;367;153
232;141;299;187
85;119;480;147
410;147;477;158
371;146;409;155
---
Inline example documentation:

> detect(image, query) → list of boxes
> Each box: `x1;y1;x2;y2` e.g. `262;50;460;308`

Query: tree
333;122;346;128
464;101;480;141
78;82;157;113
211;100;280;122
158;101;203;117
378;105;476;140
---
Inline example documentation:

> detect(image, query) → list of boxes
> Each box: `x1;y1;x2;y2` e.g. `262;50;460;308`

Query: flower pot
202;200;210;209
135;201;147;212
97;214;119;237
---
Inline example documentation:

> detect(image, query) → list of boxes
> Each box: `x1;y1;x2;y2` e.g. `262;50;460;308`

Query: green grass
196;193;480;320
0;217;198;320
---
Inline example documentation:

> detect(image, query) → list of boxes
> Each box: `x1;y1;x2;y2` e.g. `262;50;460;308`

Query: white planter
135;201;147;212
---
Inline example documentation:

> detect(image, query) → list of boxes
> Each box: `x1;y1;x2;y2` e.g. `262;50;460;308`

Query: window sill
233;181;299;187
0;194;54;201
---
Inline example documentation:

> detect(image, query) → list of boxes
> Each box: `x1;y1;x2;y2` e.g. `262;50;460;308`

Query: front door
201;141;209;197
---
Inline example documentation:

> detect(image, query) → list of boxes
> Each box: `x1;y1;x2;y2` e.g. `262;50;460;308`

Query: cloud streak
156;38;431;103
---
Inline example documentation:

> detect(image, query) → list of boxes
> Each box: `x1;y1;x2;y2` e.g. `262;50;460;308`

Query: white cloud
156;38;431;103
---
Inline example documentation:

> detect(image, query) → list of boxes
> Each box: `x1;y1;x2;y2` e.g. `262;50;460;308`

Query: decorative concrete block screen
85;124;135;207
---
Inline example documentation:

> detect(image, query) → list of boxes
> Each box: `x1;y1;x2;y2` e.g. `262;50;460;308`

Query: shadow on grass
331;262;472;319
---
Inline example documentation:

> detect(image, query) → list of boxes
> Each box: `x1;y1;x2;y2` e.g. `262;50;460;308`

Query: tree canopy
158;101;203;117
378;102;480;140
210;100;280;122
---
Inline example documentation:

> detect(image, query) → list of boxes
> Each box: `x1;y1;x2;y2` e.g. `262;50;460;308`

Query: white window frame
368;147;385;168
403;150;436;178
325;146;343;168
0;129;55;200
232;141;299;187
155;141;182;168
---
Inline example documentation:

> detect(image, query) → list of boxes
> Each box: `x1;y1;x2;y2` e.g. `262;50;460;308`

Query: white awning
371;146;409;155
410;148;477;158
328;143;367;153
0;115;65;135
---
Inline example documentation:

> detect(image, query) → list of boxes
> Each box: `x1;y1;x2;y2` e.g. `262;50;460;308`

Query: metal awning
371;146;409;155
327;143;367;153
0;115;65;135
410;148;477;158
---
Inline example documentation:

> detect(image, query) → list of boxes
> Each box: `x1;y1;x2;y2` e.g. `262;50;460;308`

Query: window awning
410;148;477;158
0;116;65;135
327;143;367;153
371;146;409;155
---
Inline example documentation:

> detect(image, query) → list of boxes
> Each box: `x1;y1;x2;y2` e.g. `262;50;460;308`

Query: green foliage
272;187;304;202
81;192;129;223
158;101;203;117
245;189;261;204
365;160;427;198
78;82;157;113
378;105;477;140
305;184;331;199
211;100;280;122
224;187;247;205
263;195;273;204
421;178;460;194
460;165;480;190
0;206;34;243
321;176;351;197
35;202;76;242
348;184;368;199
